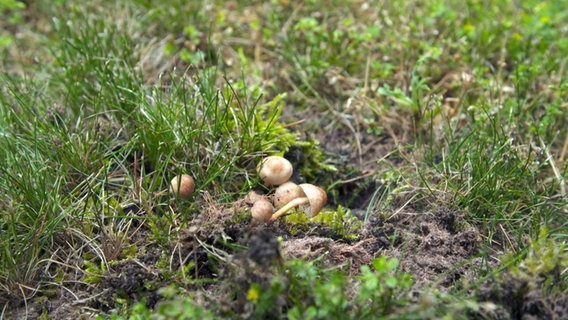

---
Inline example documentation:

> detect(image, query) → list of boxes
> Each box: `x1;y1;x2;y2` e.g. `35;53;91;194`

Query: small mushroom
245;190;265;205
251;198;274;223
170;174;195;199
256;156;293;186
271;181;306;209
269;184;327;222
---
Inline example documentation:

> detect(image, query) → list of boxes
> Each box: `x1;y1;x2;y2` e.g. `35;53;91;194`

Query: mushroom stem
269;197;310;222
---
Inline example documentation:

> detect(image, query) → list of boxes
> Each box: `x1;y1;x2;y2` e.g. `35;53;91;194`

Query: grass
1;0;567;318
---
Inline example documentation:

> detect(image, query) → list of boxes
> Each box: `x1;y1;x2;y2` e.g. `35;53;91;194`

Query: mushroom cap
245;190;265;205
170;174;195;199
256;156;293;186
298;184;327;218
251;198;274;222
272;181;306;209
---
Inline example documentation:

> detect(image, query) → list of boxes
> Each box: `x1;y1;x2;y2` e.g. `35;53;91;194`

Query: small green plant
284;205;361;240
505;230;568;292
354;256;413;317
104;287;215;320
83;259;106;284
479;230;568;319
314;206;362;240
247;277;287;318
152;297;214;320
266;256;480;320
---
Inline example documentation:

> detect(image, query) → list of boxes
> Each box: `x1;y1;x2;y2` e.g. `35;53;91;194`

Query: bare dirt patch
383;207;483;290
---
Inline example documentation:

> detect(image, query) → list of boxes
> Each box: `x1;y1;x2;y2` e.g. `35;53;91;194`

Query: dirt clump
281;236;382;273
363;206;484;291
92;258;162;311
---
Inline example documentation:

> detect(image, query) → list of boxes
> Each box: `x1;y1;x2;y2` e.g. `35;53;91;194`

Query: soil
4;191;566;319
3;118;566;320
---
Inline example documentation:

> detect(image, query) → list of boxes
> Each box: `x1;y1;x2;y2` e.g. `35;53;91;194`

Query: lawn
1;0;567;319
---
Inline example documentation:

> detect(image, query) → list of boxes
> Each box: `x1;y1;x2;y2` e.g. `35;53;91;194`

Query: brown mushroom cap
245;190;265;205
256;156;293;186
269;183;327;222
251;198;274;222
170;174;195;199
298;184;327;218
271;181;306;209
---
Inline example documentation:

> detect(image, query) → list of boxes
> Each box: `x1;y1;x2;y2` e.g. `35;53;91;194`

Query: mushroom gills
269;184;326;222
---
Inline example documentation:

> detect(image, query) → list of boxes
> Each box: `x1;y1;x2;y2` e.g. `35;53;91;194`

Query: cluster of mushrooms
247;156;327;223
169;155;327;224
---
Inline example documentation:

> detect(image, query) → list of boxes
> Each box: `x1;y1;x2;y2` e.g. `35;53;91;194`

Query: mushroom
256;156;293;186
271;181;306;209
245;190;265;205
251;198;274;223
269;184;327;222
170;174;195;199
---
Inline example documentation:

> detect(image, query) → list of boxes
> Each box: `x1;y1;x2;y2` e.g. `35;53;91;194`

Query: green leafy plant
104;287;215;320
355;257;413;317
274;257;480;319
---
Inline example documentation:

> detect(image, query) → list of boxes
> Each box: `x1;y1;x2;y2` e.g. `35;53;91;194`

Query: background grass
1;0;567;318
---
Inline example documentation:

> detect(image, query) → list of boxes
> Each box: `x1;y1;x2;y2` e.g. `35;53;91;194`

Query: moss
284;205;361;240
297;139;338;181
